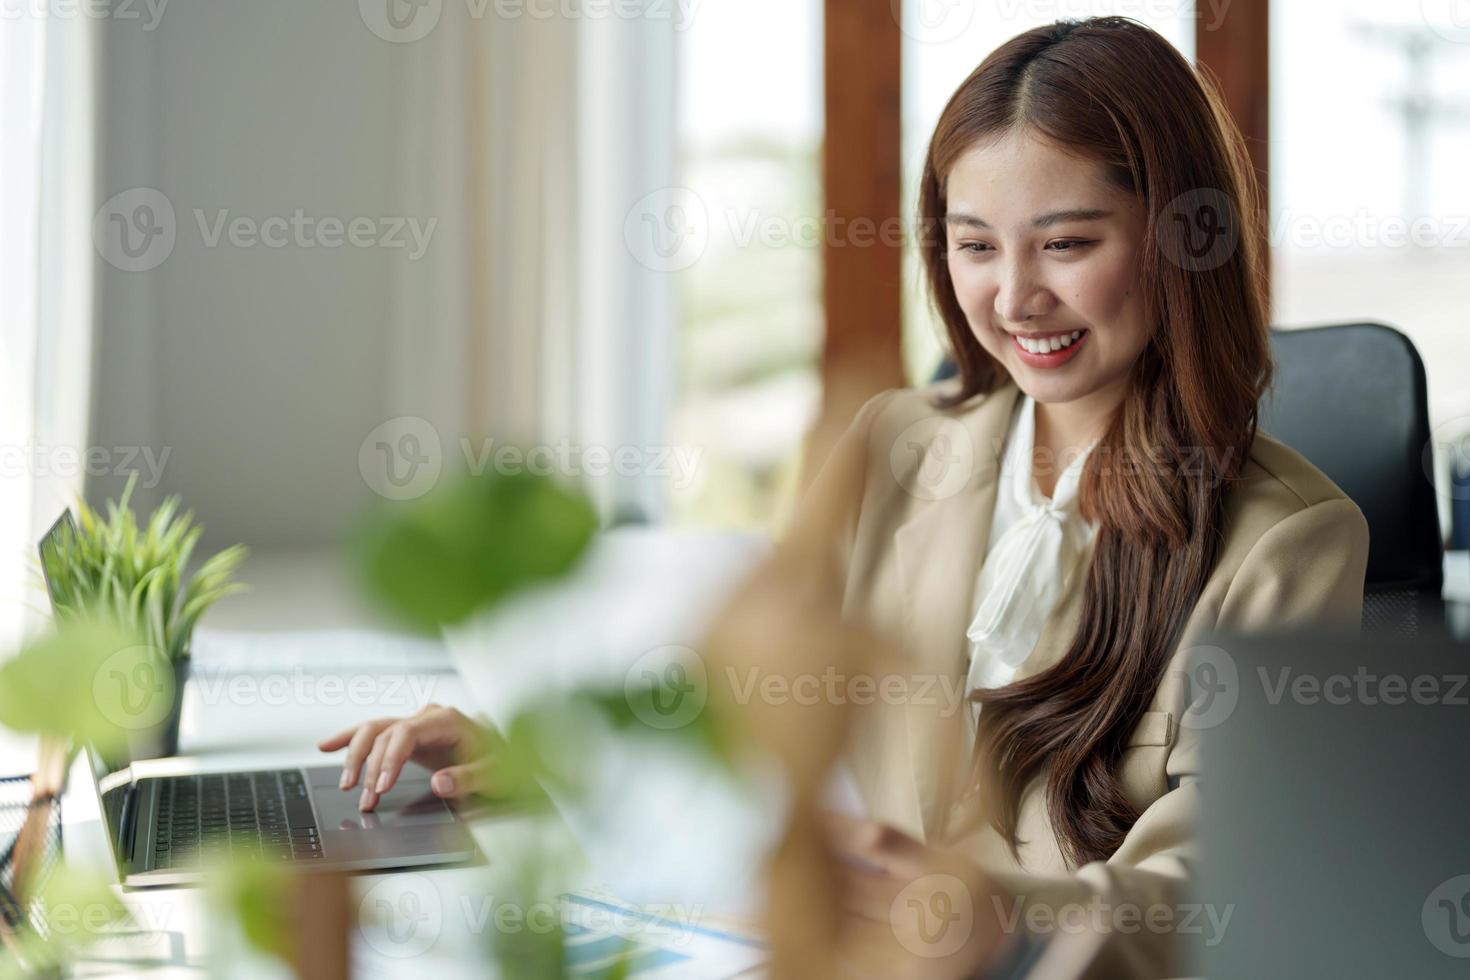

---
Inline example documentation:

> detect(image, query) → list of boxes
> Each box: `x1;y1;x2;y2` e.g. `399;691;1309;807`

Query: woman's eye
954;240;1093;255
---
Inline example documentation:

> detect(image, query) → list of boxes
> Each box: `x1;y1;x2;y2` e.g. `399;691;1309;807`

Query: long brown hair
917;17;1271;866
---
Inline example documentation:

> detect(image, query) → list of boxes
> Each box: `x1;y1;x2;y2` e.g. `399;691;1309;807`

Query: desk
57;636;761;979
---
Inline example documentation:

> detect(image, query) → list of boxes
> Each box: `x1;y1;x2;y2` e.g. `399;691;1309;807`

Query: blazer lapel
892;378;1021;837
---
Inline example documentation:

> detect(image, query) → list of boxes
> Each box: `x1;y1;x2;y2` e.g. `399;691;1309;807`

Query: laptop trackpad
307;766;457;831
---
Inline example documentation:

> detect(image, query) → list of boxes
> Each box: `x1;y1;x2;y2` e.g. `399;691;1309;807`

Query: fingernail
359;789;372;810
339;769;351;790
432;772;454;796
375;773;390;794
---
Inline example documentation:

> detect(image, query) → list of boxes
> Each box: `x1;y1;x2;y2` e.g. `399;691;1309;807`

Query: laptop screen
37;509;77;612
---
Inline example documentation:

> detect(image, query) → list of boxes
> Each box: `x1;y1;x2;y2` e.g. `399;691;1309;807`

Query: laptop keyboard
152;770;322;868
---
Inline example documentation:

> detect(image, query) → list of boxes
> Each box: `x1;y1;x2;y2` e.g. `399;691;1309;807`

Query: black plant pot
127;658;190;761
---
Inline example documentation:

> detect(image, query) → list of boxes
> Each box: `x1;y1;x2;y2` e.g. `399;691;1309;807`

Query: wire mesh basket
1;772;64;962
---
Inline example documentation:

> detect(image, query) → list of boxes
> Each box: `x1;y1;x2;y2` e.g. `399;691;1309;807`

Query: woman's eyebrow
946;208;1113;230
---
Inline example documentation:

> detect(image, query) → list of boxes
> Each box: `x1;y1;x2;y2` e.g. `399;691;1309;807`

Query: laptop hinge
117;780;140;867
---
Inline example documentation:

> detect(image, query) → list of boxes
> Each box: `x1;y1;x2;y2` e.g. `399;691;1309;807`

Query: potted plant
38;476;247;759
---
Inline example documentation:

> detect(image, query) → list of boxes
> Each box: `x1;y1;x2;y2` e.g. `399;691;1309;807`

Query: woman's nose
994;259;1056;324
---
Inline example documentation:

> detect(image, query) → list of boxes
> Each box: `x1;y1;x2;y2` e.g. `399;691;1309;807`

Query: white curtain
0;14;97;649
383;2;677;525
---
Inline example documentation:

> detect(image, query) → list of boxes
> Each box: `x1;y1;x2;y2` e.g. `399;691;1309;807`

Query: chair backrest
933;322;1445;633
1260;323;1443;635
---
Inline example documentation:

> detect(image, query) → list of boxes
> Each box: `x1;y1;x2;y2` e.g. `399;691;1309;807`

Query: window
669;0;824;530
1271;2;1470;535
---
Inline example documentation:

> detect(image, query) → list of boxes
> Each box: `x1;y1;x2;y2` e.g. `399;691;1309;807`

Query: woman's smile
1006;327;1090;368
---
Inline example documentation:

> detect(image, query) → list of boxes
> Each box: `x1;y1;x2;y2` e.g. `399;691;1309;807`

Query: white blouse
964;393;1099;736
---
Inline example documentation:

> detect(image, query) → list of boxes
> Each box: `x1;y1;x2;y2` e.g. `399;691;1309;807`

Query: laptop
1197;627;1470;978
40;510;480;887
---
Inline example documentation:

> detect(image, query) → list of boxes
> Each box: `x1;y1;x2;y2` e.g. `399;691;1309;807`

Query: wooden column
1195;1;1271;303
805;0;907;487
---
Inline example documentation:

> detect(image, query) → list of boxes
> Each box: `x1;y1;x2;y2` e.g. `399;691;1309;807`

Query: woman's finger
429;758;494;799
317;726;359;752
370;721;422;797
338;720;391;791
358;729;395;811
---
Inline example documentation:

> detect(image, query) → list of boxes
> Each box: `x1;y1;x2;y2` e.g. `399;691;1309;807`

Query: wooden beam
806;0;906;486
1195;1;1271;238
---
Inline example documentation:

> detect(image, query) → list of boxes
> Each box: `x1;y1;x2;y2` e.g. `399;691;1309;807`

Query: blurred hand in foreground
828;813;1012;980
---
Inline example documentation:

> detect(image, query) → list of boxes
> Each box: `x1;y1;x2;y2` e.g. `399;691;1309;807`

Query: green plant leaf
0;618;155;753
352;469;599;632
209;860;294;965
36;484;247;665
0;866;129;980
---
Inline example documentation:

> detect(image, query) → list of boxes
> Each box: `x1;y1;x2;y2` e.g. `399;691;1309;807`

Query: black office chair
931;321;1445;636
1261;323;1443;637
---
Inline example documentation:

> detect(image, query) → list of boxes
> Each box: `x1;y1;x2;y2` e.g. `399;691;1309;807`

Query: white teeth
1015;329;1084;354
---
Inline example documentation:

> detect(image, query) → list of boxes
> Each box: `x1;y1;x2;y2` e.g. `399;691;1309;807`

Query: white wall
88;0;678;558
90;0;425;550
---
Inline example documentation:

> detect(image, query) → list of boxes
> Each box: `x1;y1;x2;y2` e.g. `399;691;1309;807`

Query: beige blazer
799;376;1369;978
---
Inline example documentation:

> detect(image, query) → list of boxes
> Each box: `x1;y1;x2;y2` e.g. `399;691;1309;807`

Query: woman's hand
827;814;1013;980
317;703;499;812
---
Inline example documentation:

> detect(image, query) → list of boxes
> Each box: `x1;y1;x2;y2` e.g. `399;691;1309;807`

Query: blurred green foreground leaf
0;618;154;756
352;469;599;632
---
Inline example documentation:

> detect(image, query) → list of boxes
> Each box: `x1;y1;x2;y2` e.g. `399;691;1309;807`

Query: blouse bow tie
965;404;1097;693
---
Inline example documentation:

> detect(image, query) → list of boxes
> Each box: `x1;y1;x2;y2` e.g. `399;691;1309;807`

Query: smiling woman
910;13;1283;873
791;15;1371;977
911;7;1281;846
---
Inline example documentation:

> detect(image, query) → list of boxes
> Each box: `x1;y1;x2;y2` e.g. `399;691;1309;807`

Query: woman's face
944;129;1153;413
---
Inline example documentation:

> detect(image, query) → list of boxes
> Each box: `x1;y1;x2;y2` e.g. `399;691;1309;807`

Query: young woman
324;16;1369;977
795;14;1369;978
